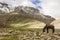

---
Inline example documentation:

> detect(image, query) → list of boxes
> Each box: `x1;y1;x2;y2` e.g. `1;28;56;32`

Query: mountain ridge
0;5;55;24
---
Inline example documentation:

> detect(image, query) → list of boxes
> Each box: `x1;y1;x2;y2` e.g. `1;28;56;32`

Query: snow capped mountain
0;0;42;13
14;6;55;24
0;2;14;13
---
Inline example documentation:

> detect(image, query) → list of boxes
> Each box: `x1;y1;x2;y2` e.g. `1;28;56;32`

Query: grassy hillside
6;14;45;28
0;14;46;32
0;14;45;40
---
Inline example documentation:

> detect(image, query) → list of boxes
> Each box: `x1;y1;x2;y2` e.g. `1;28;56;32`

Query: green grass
1;36;18;40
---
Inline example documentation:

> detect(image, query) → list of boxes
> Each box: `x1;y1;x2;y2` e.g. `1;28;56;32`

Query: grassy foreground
0;28;60;40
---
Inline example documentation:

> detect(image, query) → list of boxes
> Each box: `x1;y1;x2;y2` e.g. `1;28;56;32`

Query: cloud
41;0;60;18
20;0;35;7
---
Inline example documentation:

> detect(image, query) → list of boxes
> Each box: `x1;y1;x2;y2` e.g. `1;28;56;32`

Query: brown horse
43;24;55;33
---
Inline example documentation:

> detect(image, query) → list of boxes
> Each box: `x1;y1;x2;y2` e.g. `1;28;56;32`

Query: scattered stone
0;30;60;40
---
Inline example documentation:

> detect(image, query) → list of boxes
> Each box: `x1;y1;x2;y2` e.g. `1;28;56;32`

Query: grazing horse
43;24;55;33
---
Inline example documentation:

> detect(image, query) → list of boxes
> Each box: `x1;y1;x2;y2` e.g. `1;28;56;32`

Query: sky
41;0;60;19
0;0;60;19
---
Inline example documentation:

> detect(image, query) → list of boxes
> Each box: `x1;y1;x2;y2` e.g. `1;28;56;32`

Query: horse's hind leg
52;27;55;33
53;28;55;33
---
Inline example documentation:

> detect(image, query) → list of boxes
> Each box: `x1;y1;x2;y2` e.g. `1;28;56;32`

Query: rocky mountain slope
14;6;55;24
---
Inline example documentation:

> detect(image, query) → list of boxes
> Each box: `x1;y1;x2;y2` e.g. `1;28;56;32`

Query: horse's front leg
43;27;46;33
52;27;55;33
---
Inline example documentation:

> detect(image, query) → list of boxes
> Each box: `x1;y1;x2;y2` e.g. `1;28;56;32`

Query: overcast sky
0;0;60;19
41;0;60;19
